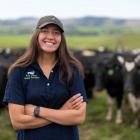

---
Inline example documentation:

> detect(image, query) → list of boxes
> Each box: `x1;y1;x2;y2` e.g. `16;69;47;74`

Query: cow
71;47;111;99
118;53;140;127
71;49;97;98
0;48;26;67
0;48;26;107
0;65;7;108
94;52;124;124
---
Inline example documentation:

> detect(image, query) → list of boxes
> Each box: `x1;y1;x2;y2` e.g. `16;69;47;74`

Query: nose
46;32;54;39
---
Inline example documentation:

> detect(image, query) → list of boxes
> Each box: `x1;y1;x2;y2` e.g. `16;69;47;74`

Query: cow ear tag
107;69;114;76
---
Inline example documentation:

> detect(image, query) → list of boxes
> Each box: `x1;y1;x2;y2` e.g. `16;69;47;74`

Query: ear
135;55;140;63
117;56;124;64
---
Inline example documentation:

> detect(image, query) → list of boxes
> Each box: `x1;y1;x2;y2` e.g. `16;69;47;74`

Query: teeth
46;42;53;45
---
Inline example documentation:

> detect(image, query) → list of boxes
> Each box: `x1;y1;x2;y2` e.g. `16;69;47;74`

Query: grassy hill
0;16;140;36
0;16;140;50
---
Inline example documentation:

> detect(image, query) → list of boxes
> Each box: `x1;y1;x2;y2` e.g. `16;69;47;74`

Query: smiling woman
3;15;87;140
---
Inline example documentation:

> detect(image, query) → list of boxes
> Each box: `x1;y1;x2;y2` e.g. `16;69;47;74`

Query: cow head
94;52;123;91
118;53;140;93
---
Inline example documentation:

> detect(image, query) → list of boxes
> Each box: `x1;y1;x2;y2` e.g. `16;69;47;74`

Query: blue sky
0;0;140;19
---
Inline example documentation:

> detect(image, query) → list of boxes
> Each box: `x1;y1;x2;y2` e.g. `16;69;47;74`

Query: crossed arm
8;93;87;130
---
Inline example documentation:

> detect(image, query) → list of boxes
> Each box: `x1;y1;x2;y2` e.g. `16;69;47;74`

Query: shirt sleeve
3;67;25;105
70;67;88;103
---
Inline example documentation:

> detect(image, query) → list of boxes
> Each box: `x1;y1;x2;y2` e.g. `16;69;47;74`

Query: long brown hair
8;29;84;87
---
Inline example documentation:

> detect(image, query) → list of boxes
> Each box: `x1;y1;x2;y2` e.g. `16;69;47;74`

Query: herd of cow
0;47;140;128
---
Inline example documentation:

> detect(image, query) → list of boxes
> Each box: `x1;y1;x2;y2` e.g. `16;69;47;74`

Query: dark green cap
36;15;64;32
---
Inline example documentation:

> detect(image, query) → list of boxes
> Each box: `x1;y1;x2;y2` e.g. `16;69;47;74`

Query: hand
24;104;36;116
61;93;83;110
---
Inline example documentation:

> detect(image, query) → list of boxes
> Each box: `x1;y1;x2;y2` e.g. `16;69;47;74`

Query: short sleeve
3;67;25;105
70;67;88;103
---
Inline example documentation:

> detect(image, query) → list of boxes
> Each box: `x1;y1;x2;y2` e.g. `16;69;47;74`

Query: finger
72;103;83;110
68;93;81;103
71;96;83;106
72;99;83;108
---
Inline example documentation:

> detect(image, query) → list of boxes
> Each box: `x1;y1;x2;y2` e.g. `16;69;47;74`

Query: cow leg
86;87;94;99
128;93;140;128
115;109;122;124
106;95;114;121
131;110;140;128
115;94;123;124
128;93;138;112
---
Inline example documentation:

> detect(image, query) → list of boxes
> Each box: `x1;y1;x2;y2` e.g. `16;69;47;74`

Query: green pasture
75;26;140;36
0;33;140;50
0;92;140;140
0;109;16;140
0;35;31;48
80;92;140;140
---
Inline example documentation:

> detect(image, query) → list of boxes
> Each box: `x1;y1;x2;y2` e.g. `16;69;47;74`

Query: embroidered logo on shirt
24;70;40;80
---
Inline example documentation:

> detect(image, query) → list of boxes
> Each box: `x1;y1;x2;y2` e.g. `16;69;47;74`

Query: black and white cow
118;53;140;127
71;47;111;99
0;48;26;107
0;48;26;67
94;52;124;124
71;49;96;98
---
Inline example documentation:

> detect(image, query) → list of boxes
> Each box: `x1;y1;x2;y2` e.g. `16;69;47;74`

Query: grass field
0;35;31;48
80;92;140;140
0;33;140;50
0;92;140;140
0;109;15;140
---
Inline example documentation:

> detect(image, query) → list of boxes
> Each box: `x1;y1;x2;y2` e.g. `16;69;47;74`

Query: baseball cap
36;15;64;32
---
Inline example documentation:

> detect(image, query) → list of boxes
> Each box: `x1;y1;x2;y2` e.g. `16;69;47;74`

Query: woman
3;15;87;140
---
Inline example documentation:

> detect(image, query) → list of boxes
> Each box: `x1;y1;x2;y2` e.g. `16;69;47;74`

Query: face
38;24;62;54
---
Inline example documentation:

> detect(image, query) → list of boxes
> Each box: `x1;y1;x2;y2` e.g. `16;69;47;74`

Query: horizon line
0;15;140;20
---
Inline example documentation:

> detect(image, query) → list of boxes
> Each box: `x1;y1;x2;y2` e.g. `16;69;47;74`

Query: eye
53;30;61;36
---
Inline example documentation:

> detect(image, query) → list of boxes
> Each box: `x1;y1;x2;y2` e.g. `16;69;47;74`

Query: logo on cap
51;17;56;20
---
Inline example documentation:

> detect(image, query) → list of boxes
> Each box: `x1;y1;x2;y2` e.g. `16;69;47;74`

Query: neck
37;53;57;66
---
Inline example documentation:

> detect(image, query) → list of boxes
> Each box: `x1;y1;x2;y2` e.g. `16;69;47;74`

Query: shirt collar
31;60;59;72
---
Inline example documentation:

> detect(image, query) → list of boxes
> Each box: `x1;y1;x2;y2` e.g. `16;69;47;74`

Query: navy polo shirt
3;62;87;140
